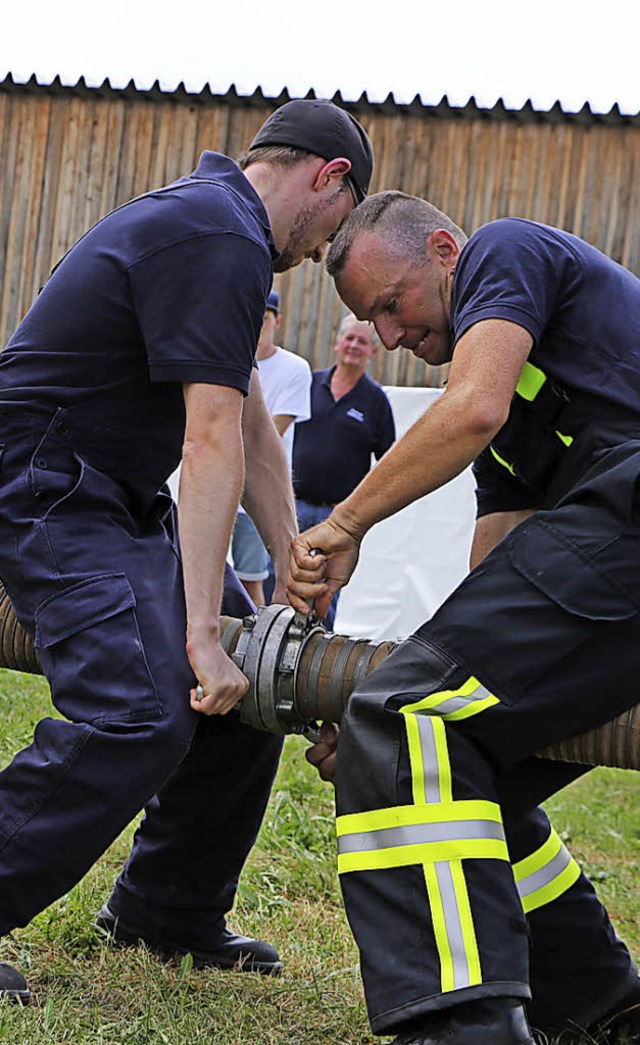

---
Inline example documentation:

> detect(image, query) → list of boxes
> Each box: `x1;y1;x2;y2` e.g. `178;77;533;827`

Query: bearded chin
272;253;294;273
271;203;316;273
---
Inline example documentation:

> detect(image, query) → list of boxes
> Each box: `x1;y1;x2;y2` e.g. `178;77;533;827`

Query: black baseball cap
248;99;374;203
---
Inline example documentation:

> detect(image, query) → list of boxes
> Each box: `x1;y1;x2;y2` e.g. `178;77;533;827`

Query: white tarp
168;386;478;643
333;387;477;642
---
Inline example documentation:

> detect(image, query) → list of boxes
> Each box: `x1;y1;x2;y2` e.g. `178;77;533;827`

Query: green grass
0;668;638;1044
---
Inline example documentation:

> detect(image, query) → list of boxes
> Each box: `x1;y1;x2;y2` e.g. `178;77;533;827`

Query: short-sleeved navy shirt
451;218;640;516
292;368;395;504
0;152;277;498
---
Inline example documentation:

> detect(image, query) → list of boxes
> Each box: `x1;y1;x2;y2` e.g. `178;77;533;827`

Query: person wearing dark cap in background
231;289;312;606
0;99;373;1000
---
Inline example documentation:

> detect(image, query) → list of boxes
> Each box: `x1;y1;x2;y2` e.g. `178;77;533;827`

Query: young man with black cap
0;98;372;1000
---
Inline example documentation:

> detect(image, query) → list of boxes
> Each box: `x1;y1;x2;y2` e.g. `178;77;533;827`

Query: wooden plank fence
1;78;639;388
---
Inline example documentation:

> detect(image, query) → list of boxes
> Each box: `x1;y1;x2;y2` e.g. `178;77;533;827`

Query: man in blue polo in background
0;98;373;1001
292;312;395;628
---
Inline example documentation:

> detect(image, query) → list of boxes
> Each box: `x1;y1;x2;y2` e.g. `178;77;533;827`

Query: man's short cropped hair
337;312;379;349
238;144;320;173
326;191;467;279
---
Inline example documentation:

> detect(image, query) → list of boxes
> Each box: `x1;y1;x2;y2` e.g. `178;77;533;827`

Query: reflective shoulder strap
516;361;546;402
490;361;573;478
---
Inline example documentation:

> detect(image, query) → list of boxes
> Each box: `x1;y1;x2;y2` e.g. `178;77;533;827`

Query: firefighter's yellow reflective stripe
490;444;516;475
449;861;481;990
406;700;477;988
425;861;482;992
513;825;563;881
405;713;451;804
449;860;482;987
424;863;455;991
400;676;500;722
513;828;581;914
556;430;574;447
337;816;507;855
431;718;453;798
393;693;490;992
492;362;573;476
338;836;509;874
337;802;508;872
438;693;499;722
519;859;581;914
405;708;481;990
337;800;503;836
516;361;546;402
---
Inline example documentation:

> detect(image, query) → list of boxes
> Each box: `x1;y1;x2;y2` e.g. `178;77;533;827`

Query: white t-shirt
168;346;311;506
257;346;311;469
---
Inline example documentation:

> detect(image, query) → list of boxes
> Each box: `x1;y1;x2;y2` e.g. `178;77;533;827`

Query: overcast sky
2;0;639;114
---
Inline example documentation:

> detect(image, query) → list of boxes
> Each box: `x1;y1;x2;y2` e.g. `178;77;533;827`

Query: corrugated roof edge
1;73;639;124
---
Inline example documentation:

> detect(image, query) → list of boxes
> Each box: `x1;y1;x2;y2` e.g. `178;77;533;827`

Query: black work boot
589;979;640;1043
95;904;282;975
0;962;30;1005
391;998;534;1044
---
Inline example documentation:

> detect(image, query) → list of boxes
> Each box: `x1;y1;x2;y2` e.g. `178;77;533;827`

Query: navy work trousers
337;441;640;1036
0;413;282;941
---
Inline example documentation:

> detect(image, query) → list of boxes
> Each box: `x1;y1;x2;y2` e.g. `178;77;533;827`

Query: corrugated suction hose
1;587;638;770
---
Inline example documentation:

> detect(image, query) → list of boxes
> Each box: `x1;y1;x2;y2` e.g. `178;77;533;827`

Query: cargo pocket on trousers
35;574;161;725
497;517;638;694
509;518;638;621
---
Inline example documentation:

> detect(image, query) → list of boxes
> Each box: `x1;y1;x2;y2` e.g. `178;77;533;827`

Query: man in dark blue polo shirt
0;99;373;1001
288;192;640;1044
292;313;395;627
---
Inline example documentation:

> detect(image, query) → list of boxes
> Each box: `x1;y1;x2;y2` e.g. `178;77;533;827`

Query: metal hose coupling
225;604;395;740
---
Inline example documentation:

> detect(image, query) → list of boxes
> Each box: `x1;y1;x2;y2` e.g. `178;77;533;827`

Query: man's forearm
241;371;298;578
179;421;244;640
334;385;498;540
334;319;532;542
178;440;243;635
242;418;297;571
178;381;252;714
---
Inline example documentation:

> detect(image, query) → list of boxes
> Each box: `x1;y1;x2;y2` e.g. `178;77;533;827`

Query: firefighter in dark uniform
288;191;640;1044
0;99;373;1002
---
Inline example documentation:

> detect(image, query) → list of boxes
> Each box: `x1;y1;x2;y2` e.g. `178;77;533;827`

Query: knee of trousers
342;635;459;734
0;713;194;861
108;719;194;806
337;637;460;810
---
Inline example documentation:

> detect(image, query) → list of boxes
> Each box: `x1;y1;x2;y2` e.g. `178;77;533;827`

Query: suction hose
1;588;638;770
